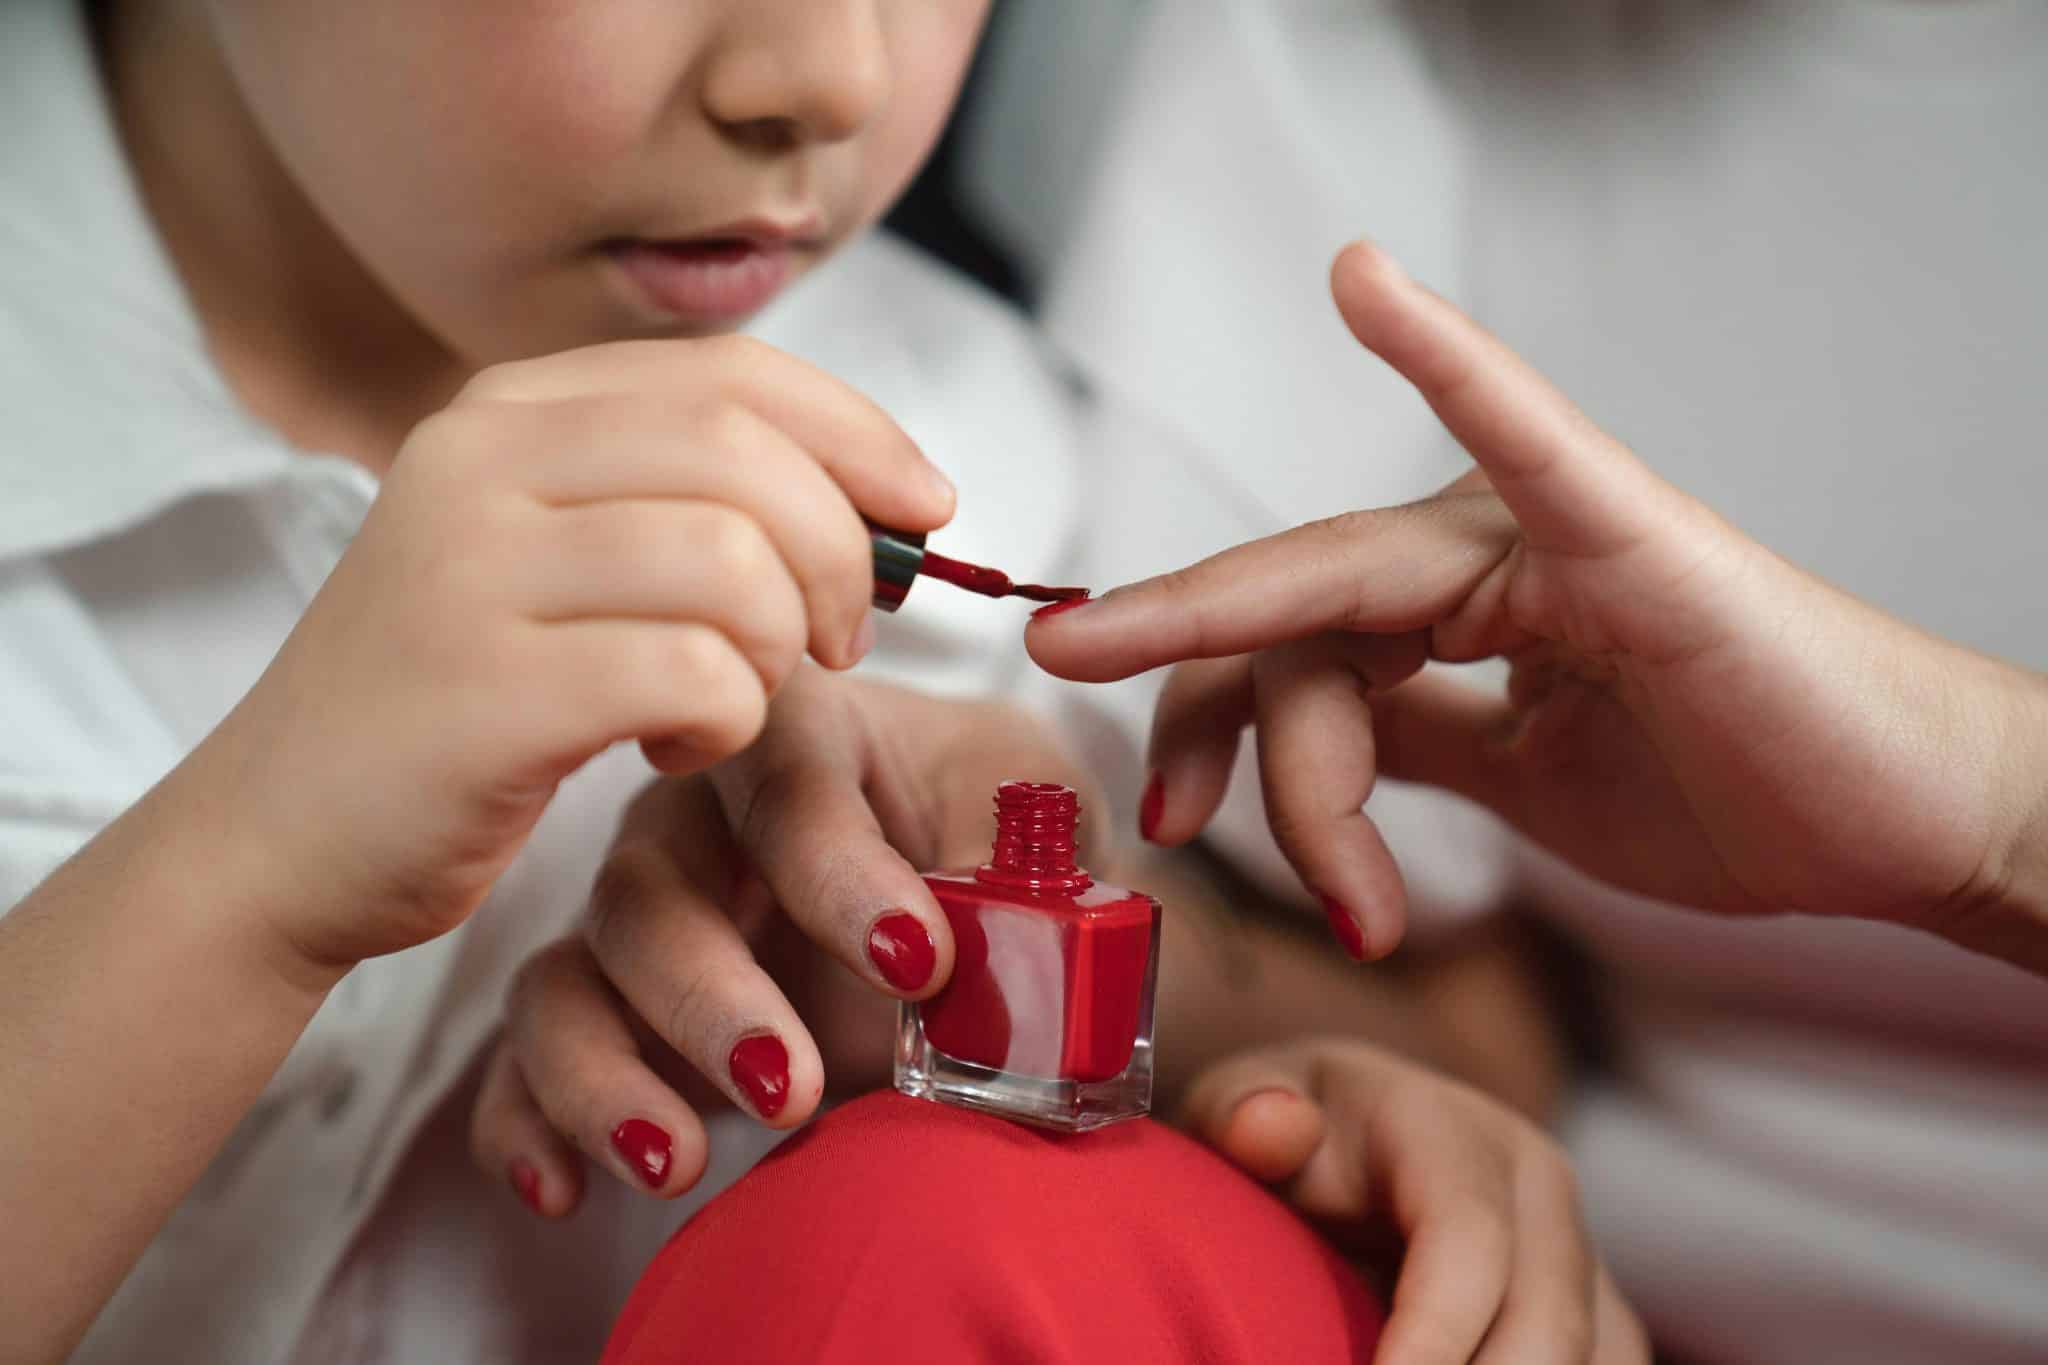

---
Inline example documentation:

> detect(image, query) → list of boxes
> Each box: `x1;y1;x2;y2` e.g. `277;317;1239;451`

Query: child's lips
607;236;801;323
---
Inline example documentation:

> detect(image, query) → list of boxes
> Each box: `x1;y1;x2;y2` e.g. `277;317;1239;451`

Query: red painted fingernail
509;1159;543;1213
1320;893;1368;962
610;1118;673;1189
1138;770;1165;843
867;911;936;992
1030;595;1091;620
729;1034;790;1119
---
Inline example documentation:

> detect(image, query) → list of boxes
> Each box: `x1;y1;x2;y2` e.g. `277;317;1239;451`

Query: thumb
1178;1047;1329;1185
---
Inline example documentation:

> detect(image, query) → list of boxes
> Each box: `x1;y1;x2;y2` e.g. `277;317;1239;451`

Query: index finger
461;335;958;535
1329;240;1680;559
1026;494;1517;683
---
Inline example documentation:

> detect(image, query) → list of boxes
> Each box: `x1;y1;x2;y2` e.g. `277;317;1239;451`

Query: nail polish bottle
896;781;1161;1132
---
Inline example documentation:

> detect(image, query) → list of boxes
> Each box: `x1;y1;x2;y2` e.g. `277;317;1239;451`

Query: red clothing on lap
603;1090;1384;1364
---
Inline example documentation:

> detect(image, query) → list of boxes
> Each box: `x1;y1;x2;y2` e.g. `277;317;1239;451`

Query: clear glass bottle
895;781;1162;1132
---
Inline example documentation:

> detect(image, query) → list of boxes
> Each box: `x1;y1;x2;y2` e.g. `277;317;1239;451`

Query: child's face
205;0;990;362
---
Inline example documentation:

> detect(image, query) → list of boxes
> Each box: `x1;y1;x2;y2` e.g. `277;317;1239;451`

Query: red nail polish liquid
896;781;1161;1132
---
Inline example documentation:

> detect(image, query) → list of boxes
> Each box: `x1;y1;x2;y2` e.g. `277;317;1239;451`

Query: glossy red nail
1138;771;1165;843
1320;893;1367;962
867;912;936;992
610;1118;673;1189
1030;595;1091;621
509;1159;543;1213
729;1035;790;1119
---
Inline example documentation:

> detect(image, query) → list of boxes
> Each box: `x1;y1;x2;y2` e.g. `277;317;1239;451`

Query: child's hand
466;667;1101;1207
195;338;955;975
1029;241;2048;973
1182;1038;1648;1365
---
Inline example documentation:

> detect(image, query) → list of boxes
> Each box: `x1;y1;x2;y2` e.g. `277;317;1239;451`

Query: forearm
0;756;338;1364
1132;843;1570;1121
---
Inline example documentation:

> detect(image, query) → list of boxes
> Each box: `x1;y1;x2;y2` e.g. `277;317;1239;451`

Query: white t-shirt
0;3;1251;1360
1042;2;2048;1362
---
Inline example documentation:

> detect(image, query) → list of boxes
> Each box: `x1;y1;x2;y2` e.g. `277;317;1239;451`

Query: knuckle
1447;1192;1516;1263
582;849;661;960
658;957;731;1059
692;397;764;458
697;507;778;583
455;358;535;404
753;613;808;694
1259;800;1320;853
1525;1136;1582;1207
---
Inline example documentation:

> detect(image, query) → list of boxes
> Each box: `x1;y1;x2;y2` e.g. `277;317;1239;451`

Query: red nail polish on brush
870;525;1089;613
897;781;1161;1132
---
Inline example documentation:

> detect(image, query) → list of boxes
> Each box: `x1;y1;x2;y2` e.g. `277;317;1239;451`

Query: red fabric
602;1090;1385;1364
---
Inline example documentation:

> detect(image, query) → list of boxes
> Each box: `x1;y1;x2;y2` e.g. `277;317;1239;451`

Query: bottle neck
976;781;1093;894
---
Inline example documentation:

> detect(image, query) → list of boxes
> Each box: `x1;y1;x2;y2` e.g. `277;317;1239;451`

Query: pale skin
1026;240;2048;979
0;1;976;1359
0;7;1633;1365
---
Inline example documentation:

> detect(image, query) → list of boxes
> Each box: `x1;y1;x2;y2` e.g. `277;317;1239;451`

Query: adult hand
470;667;1104;1209
1029;242;2048;973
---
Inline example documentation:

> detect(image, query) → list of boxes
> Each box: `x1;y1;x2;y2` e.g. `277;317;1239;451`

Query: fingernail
610;1118;673;1189
728;1034;790;1119
924;461;958;509
509;1158;543;1213
867;911;936;992
1320;893;1368;962
1138;770;1165;843
1237;1085;1307;1114
1030;595;1090;621
847;611;877;664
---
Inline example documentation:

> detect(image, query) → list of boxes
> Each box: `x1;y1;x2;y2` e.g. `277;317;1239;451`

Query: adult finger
1177;1045;1329;1186
1141;656;1255;847
581;804;823;1128
1470;1144;1598;1365
1252;633;1430;960
707;686;955;1001
499;938;714;1197
470;1041;586;1218
1025;493;1519;684
1328;239;1681;559
1591;1268;1652;1365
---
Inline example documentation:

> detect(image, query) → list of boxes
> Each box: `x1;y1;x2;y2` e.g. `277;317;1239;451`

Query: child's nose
699;0;890;147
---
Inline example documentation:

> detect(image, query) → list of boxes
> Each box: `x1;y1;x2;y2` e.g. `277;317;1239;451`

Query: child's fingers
1176;1045;1328;1186
1330;240;1684;561
462;336;957;533
1023;493;1519;685
470;1042;586;1218
705;708;955;1001
580;828;824;1129
1141;657;1254;847
1252;633;1431;960
521;499;808;692
540;620;769;772
499;938;713;1199
505;396;880;669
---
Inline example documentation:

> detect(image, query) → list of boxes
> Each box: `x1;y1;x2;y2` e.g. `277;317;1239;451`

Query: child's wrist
153;736;354;1000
